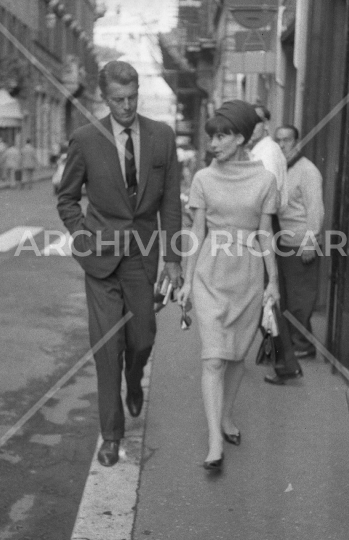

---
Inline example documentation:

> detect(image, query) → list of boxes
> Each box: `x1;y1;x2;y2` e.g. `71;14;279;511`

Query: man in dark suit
57;61;182;466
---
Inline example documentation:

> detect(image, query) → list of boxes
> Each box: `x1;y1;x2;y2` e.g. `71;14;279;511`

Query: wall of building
0;0;99;164
0;0;38;29
212;7;243;107
212;1;279;115
302;0;347;308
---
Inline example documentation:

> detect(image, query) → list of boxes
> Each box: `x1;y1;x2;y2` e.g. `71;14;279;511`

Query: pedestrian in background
21;138;37;189
249;104;288;210
178;100;279;471
0;137;8;182
275;124;324;359
249;104;303;385
4;142;21;189
57;61;182;468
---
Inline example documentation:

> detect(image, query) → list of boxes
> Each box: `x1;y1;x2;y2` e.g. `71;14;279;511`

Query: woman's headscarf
215;100;261;143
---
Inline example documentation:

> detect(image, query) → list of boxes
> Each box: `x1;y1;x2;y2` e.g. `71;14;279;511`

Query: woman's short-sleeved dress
189;158;277;361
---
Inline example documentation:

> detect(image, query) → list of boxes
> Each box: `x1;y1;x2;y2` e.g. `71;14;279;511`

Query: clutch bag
256;300;285;368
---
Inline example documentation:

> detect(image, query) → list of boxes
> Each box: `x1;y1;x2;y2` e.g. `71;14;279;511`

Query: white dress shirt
110;114;140;186
250;135;288;209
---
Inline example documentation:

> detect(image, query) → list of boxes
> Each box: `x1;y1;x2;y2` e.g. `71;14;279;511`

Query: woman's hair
206;100;260;144
205;115;239;137
99;61;139;95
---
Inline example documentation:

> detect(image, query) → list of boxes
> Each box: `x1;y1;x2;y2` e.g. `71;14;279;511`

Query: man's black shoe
126;388;144;417
266;368;303;385
97;440;120;467
277;368;304;380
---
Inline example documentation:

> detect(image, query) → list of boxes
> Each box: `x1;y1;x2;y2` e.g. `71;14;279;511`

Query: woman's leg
202;358;225;461
221;360;245;434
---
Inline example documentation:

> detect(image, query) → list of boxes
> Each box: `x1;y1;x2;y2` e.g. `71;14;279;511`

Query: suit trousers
277;245;319;354
271;215;301;374
85;250;156;441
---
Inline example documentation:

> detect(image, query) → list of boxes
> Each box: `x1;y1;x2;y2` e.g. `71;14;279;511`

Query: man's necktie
124;128;137;210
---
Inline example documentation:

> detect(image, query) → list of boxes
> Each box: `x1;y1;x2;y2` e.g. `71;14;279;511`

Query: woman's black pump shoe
203;453;224;471
223;431;241;446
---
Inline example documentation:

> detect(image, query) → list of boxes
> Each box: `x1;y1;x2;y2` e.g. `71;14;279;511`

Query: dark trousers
85;251;156;441
278;245;319;354
271;215;301;374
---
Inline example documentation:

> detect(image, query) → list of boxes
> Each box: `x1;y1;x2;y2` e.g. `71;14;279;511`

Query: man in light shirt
275;124;324;359
249;104;288;209
249;105;303;384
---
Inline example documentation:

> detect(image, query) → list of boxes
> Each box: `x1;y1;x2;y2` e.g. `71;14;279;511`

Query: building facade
159;0;215;168
93;6;176;128
302;0;349;371
270;0;349;370
0;0;100;165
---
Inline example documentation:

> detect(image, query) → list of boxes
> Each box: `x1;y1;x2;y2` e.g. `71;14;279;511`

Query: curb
70;358;152;540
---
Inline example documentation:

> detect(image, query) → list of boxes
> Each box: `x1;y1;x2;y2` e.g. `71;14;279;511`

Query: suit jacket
57;114;181;282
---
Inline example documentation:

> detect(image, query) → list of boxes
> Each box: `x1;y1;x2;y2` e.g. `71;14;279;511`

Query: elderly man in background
275;124;324;359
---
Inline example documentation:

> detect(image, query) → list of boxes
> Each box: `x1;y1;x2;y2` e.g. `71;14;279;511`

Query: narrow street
0;181;99;540
1;180;349;540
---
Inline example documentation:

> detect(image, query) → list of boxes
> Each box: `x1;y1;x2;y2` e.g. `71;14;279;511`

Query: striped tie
124;128;137;210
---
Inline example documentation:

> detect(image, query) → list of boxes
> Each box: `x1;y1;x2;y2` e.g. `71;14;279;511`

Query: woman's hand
263;281;280;307
177;282;191;308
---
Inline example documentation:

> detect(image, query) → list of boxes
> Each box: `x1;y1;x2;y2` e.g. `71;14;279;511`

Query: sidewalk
72;304;349;540
0;166;54;189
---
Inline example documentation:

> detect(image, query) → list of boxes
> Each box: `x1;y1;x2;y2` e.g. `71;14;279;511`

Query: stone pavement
132;306;349;540
72;301;349;540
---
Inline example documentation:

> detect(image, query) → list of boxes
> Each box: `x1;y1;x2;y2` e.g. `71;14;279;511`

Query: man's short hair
99;61;139;95
277;124;300;140
253;104;271;122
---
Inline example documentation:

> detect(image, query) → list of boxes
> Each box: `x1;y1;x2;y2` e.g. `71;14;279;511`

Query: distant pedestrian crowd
0;137;37;189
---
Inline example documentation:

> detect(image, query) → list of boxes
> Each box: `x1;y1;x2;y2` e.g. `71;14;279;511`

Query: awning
0;89;23;128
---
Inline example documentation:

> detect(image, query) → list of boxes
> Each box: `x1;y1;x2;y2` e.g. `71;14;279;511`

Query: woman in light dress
177;100;280;471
